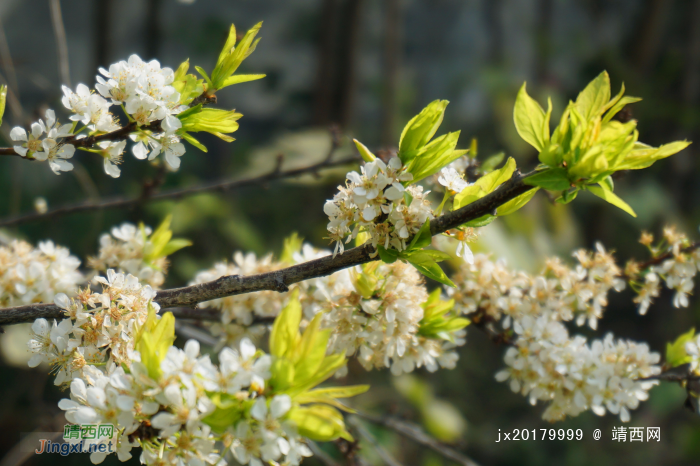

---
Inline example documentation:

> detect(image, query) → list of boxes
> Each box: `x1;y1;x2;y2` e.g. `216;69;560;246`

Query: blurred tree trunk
381;0;401;146
145;0;162;58
94;0;111;71
312;0;364;130
683;0;700;103
337;0;363;129
535;0;552;82
313;0;339;125
632;0;673;74
484;0;503;65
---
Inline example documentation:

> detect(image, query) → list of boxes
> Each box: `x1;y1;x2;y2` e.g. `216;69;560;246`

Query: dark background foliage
0;0;699;465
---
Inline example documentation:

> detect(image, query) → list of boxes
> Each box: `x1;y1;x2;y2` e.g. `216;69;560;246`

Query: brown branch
631;241;700;276
0;170;535;325
0;120;164;157
0;155;358;228
353;412;480;466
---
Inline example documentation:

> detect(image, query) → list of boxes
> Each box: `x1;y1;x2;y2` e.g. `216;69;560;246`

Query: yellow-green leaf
615;141;691;171
513;83;547;151
398;100;449;163
353;138;375;162
269;289;301;358
0;85;6;128
294;313;331;382
496;188;539;216
523;168;570;191
453;157;516;209
666;328;696;368
587;184;636;217
287;405;352;442
575;71;611;120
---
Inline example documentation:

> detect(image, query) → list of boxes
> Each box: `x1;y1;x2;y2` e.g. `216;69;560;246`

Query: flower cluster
65;54;186;172
57;330;311;465
628;227;700;313
88;223;167;289
495;321;660;422
27;270;362;465
445;243;670;421
192;244;467;375
10;109;76;174
324;157;436;256
448;244;625;331
27;270;156;385
0;239;82;307
295;245;462;376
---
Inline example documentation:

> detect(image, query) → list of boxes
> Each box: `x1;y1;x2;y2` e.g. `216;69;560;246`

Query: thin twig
49;0;71;87
353;412;480;466
348;416;404;466
307;441;343;466
624;241;700;279
175;321;218;346
0;171;535;325
0;155;358;227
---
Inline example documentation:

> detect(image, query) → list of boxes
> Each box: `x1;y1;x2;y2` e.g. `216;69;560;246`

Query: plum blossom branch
0;154;358;228
353;412;480;466
0;169;535;325
0;120;162;157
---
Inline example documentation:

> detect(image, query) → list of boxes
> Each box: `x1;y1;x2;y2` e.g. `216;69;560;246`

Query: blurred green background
0;0;700;465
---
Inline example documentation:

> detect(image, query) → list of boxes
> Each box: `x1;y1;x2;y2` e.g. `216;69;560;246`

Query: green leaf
615;140;691;171
462;214;495;228
211;22;263;90
453;157;516;209
666;328;696;368
195;66;213;88
270;358;295;392
292;353;346;395
177;104;203;120
181;133;208;152
158;238;192;258
300;385;370;399
294;313;331;383
201;393;250;432
480;151;505;173
287;405;352;442
575;71;611;120
513;83;548;151
556;188;579;204
587;184;636;217
398;100;449;163
353;138;375;162
602;95;641;124
408;249;452;262
0;85;7;127
405;253;455;287
377;246;399;264
280;232;303;264
216;24;238;68
408;219;432;250
179;108;242;141
406;131;467;184
524;168;570;191
496;188;539;216
221;74;266;88
269;290;301;358
600;176;614;192
173;59;190;82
